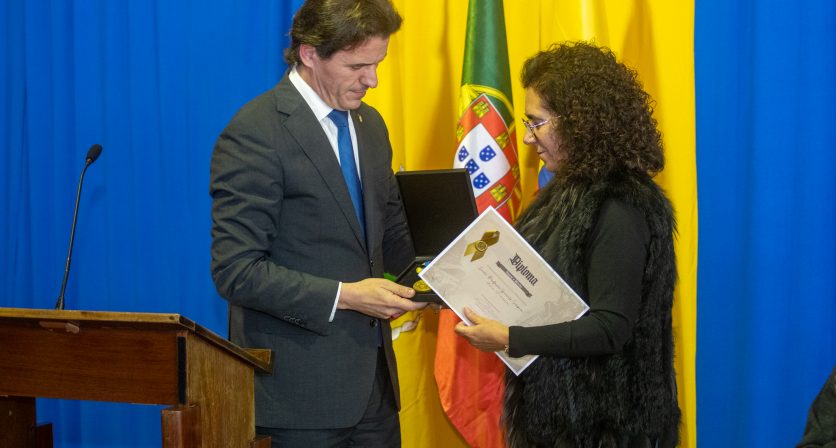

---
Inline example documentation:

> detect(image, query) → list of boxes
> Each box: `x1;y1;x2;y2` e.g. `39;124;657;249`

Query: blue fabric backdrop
695;0;835;446
2;0;835;446
1;1;302;446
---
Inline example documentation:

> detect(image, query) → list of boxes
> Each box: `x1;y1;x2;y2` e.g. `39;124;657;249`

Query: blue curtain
1;1;302;446
695;0;836;446
3;0;836;446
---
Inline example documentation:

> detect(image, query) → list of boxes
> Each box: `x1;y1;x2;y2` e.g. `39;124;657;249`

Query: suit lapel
274;77;367;252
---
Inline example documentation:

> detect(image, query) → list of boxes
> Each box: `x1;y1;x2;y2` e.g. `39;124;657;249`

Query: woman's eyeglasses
522;117;551;133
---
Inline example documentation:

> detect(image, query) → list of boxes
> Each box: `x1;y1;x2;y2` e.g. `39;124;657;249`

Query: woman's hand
454;307;509;353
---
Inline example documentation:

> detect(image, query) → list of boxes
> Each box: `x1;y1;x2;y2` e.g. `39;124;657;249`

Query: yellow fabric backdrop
372;1;697;447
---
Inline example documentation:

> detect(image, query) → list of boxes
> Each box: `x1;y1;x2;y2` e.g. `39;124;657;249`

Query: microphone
55;144;103;310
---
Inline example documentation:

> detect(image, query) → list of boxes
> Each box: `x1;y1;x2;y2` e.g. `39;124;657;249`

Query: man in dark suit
209;0;425;446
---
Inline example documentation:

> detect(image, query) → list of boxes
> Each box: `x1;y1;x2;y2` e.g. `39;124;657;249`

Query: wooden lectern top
0;307;271;405
0;308;271;371
0;308;272;447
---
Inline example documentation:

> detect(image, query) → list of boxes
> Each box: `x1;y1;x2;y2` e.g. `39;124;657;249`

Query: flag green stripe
462;0;514;124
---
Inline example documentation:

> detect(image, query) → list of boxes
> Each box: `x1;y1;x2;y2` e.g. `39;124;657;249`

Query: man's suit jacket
209;75;414;429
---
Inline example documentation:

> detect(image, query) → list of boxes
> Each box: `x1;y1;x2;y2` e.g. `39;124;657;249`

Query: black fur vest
504;173;681;447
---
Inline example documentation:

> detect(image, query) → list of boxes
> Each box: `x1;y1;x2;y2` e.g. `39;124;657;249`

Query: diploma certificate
419;207;589;375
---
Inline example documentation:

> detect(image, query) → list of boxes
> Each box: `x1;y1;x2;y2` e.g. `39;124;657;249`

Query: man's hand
454;307;509;352
338;278;427;319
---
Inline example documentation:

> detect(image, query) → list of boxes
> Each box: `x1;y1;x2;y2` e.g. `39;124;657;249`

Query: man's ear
298;44;318;67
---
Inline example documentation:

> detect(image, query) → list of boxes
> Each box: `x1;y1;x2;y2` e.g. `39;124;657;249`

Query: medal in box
394;169;478;302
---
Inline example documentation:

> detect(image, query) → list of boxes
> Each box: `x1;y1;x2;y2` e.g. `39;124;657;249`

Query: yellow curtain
373;1;697;447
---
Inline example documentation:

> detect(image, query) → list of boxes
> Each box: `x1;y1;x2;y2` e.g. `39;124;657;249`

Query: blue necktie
327;109;366;236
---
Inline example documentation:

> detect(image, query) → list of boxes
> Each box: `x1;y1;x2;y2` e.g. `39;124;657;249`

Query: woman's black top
509;199;650;357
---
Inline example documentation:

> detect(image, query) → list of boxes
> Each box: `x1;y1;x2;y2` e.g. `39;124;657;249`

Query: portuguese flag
452;0;521;223
435;0;518;446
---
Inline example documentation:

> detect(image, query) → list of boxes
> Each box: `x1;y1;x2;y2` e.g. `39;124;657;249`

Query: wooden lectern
0;308;272;448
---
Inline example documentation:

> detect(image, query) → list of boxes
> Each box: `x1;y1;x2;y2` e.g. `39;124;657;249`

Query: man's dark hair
285;0;402;66
522;42;664;182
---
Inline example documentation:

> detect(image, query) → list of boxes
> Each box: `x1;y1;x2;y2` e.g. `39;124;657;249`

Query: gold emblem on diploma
464;230;500;261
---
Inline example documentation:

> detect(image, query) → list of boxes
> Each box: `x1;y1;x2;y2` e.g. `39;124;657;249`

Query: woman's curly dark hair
521;42;664;182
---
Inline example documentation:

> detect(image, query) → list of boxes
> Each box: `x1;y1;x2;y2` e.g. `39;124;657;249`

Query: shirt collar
289;66;336;123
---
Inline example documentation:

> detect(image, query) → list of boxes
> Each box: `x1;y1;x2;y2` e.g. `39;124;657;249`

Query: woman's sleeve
508;199;650;358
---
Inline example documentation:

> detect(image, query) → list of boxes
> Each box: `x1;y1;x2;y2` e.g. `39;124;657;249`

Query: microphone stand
55;147;101;310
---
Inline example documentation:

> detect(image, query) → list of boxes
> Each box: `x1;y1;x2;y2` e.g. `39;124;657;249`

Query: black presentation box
395;169;478;302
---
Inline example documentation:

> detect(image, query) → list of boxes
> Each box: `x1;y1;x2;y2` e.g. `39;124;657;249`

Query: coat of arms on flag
454;93;521;222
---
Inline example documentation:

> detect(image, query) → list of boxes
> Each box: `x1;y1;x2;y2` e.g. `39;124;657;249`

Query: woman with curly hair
455;42;681;447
